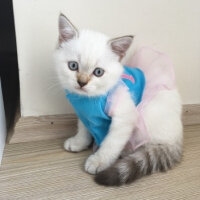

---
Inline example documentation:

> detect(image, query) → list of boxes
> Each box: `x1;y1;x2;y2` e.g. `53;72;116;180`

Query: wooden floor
0;125;200;200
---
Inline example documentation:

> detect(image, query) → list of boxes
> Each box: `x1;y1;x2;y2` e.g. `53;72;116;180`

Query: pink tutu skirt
124;47;177;152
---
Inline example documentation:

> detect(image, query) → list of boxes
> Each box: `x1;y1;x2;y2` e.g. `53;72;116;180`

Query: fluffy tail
95;143;182;186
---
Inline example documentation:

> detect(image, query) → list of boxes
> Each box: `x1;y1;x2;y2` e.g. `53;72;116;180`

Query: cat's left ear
58;13;78;45
108;35;134;60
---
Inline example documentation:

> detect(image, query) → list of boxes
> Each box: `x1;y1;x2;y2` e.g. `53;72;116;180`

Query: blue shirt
66;66;145;146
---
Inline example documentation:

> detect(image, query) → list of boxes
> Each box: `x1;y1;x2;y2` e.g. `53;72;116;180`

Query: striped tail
95;143;182;186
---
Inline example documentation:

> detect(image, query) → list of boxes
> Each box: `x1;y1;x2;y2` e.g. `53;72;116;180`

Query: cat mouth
75;87;87;93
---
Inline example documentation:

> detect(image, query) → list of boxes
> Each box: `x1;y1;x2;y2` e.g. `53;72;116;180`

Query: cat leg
85;89;138;174
64;119;92;152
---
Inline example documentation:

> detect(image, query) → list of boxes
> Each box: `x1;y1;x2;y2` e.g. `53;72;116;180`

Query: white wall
0;80;6;165
13;0;200;117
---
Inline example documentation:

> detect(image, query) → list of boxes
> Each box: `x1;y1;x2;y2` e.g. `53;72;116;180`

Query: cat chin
71;90;105;97
75;87;89;95
63;86;90;96
66;86;110;97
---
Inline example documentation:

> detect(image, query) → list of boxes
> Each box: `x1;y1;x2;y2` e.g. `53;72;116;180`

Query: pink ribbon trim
121;74;135;84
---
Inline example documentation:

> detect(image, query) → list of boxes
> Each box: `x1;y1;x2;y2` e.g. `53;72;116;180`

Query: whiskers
46;77;64;96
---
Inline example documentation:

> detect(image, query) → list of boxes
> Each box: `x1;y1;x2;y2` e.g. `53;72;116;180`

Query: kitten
54;13;183;186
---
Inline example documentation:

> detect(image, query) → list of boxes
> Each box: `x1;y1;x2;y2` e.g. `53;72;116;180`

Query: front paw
84;153;111;174
64;137;88;152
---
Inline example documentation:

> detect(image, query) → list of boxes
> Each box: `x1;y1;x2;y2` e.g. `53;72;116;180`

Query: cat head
54;13;133;96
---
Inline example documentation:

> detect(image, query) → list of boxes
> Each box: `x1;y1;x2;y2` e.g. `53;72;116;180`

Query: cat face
54;14;133;96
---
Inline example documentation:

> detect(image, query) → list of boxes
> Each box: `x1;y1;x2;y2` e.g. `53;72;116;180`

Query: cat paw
85;153;110;174
64;137;88;152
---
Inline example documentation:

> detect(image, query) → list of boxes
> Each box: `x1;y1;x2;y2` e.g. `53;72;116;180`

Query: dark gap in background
0;0;19;133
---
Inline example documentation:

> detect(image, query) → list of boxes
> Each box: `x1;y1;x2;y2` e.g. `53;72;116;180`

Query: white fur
64;120;92;152
143;89;183;146
55;27;137;173
54;15;183;175
54;30;123;96
85;88;137;174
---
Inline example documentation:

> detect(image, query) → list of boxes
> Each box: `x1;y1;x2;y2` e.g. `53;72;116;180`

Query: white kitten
54;14;183;186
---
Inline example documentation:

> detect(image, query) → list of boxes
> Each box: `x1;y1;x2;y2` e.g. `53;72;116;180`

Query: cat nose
77;80;87;88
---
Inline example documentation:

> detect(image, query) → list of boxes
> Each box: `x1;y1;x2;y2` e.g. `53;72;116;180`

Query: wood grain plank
9;114;77;144
1;125;200;200
9;104;200;144
182;104;200;125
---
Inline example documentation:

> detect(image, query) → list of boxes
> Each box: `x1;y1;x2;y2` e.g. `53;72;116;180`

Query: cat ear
108;36;134;59
58;13;78;44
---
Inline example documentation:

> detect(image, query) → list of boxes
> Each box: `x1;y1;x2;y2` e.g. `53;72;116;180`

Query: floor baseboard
182;104;200;125
8;104;200;144
9;114;77;144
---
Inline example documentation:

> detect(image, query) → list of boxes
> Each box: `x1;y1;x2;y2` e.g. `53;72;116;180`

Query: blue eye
68;61;79;71
93;68;104;77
